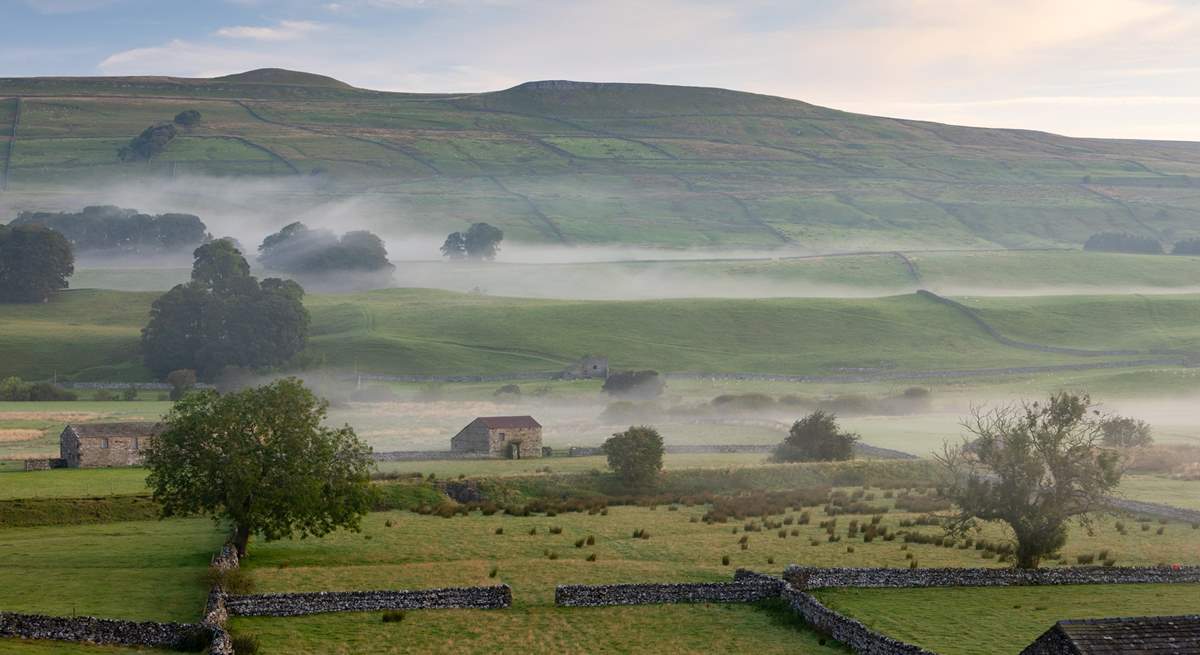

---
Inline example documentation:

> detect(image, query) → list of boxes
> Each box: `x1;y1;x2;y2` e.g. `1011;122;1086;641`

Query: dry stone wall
225;585;513;617
780;586;937;655
555;578;784;607
0;612;208;650
784;565;1200;589
1108;498;1200;524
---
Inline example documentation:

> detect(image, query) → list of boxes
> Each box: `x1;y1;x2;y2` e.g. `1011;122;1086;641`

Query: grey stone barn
451;416;543;459
60;422;163;468
1021;614;1200;654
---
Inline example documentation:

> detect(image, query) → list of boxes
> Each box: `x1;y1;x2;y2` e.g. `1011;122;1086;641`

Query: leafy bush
174;109;202;126
0;377;77;401
382;610;406;623
119;123;177;161
602;370;665;399
772;411;857;462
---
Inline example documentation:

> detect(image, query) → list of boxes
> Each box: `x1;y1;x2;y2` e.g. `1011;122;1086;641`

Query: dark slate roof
473;416;541;430
1025;615;1200;654
67;422;163;439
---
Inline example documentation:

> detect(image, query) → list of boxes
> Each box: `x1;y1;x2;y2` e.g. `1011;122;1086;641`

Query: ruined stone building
562;355;608;380
451;416;542;459
59;423;163;468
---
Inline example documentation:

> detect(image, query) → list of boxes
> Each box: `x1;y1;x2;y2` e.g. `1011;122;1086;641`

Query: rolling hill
0;287;1194;382
4;70;1200;248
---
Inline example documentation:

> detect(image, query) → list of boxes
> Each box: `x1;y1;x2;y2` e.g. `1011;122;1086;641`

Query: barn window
498;432;506;438
132;438;139;451
100;438;109;449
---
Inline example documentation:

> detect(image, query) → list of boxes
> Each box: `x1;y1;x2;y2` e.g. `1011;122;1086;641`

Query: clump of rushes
586;553;597;562
549;526;563;534
529;527;537;535
385;519;393;528
721;555;730;566
495;527;504;535
574;538;585;548
586;535;595;545
489;566;498;578
382;610;406;623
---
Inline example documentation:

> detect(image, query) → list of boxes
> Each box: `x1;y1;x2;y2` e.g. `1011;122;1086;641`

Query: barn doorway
507;442;522;460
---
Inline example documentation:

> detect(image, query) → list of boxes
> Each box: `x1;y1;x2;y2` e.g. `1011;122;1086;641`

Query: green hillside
3;72;1200;247
0;288;1193;381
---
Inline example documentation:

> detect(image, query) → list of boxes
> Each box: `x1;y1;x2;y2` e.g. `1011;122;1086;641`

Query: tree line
1084;231;1200;255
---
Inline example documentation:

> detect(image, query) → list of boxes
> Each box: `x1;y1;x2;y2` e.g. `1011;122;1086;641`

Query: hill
4;72;1200;248
0;288;1192;382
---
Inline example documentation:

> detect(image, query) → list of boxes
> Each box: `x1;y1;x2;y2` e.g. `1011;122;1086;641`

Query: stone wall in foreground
0;612;208;650
779;586;937;655
554;579;784;607
225;585;513;617
784;564;1200;589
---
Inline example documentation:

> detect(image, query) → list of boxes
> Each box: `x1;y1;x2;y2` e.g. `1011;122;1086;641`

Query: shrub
382;610;406;623
771;411;858;462
1100;416;1153;448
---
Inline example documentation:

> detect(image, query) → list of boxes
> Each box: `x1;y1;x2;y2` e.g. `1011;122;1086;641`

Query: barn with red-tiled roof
451;416;543;459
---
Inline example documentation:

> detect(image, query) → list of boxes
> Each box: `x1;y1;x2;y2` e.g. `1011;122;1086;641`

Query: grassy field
220;498;1200;653
0;517;225;621
1119;475;1200;510
5;73;1200;248
0;401;171;461
815;584;1200;655
6;287;1197;381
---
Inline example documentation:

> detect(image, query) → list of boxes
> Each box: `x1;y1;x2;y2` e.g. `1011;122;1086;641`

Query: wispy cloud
215;20;325;41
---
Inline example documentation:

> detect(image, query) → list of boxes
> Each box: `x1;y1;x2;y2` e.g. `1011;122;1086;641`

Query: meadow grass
814;584;1200;655
0;518;226;622
223;498;1200;653
1119;475;1200;511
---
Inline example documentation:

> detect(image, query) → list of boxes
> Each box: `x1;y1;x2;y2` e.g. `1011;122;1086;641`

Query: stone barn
451;416;543;459
561;355;609;380
59;422;163;468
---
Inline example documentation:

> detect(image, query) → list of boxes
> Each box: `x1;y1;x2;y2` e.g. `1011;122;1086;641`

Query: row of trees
1083;231;1200;255
11;206;209;255
258;222;394;276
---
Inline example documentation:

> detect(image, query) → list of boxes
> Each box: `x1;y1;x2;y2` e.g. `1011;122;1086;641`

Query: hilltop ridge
2;70;1200;249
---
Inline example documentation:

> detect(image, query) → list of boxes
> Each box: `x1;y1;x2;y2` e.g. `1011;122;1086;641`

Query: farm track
1;97;19;192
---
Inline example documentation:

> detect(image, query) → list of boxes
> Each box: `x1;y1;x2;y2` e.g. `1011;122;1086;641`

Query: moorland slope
4;71;1200;248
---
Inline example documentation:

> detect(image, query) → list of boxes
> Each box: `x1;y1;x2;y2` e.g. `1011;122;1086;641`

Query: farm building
1021;614;1200;654
451;416;543;459
562;355;609;380
59;422;163;468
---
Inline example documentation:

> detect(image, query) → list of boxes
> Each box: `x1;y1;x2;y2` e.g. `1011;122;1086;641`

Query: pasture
6;287;1200;382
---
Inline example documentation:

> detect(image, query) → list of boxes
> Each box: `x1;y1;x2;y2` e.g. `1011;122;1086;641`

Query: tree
441;223;503;261
1100;415;1153;448
0;223;74;303
938;393;1123;569
118;123;177;161
602;426;664;488
601;370;665;399
145;378;374;557
771;411;858;462
166;369;197;401
1171;238;1200;256
141;240;310;380
173;110;202;127
440;232;467;260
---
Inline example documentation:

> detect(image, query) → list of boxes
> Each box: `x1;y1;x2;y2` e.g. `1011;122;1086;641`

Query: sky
6;0;1200;140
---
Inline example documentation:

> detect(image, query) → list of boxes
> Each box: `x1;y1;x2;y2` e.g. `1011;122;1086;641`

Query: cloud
215;20;325;41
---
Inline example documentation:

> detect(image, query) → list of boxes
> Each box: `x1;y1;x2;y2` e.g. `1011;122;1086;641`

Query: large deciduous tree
141;238;310;380
938;393;1123;569
0;223;74;303
602;426;664;488
145;378;374;557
